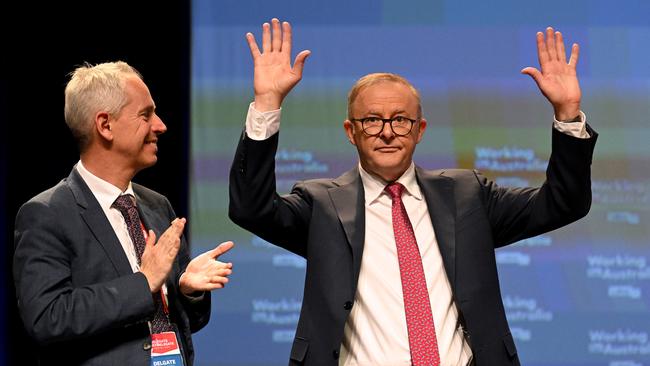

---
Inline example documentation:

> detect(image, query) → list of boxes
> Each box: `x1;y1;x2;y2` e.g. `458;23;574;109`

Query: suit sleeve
481;125;598;247
13;200;156;345
229;131;312;257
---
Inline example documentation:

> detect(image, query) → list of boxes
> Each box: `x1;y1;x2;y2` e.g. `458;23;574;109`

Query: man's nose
379;120;396;139
152;115;167;134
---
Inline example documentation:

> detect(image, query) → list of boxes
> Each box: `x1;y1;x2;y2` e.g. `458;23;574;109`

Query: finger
292;50;311;78
535;31;547;66
210;275;230;284
521;67;543;87
246;32;261;60
167;238;181;259
221;262;234;269
555;31;567;63
157;219;185;248
193;282;225;291
168;217;186;238
211;261;233;271
209;241;235;259
568;43;580;68
271;18;282;52
545;27;557;60
282;21;292;57
205;283;224;290
261;22;271;53
213;267;233;277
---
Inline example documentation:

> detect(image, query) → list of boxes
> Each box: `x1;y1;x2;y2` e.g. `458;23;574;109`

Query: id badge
151;331;184;366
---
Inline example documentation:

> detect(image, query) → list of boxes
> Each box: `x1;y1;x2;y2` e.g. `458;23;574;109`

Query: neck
360;163;409;184
80;150;136;192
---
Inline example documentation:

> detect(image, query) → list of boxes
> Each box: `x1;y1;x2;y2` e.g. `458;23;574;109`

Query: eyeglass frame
349;116;419;137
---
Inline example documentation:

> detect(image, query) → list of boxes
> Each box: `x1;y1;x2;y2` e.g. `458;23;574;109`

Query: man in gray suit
14;61;234;365
229;18;597;365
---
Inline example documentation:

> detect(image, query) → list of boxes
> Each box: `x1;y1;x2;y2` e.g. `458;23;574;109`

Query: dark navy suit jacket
14;167;210;365
229;126;597;365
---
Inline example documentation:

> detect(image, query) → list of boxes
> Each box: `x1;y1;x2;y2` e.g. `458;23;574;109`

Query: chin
368;167;400;182
140;156;158;168
381;165;409;179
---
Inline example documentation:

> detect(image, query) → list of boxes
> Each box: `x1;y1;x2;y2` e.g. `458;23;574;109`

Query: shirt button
143;342;152;350
332;349;340;359
343;301;353;310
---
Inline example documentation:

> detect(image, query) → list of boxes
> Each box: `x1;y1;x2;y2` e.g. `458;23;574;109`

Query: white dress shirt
244;102;589;365
76;160;142;272
341;163;472;365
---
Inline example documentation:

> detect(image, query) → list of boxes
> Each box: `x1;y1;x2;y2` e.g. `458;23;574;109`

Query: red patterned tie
113;194;174;334
385;182;440;366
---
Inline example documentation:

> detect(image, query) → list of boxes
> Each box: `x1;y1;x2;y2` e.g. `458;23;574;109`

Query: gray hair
64;61;142;151
347;72;422;120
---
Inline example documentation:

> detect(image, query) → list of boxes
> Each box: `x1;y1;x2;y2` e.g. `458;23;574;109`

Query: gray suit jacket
13;167;210;365
229;126;597;366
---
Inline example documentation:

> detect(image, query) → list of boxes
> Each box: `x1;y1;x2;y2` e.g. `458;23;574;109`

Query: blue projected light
190;1;650;365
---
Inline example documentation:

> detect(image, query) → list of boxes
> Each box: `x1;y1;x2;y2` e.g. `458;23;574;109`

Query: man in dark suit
229;19;597;365
13;61;234;366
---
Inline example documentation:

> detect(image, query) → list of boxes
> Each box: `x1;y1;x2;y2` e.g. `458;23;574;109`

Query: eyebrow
366;109;408;117
140;105;155;116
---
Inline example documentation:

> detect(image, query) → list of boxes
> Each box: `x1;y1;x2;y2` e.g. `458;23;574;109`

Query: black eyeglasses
350;116;418;136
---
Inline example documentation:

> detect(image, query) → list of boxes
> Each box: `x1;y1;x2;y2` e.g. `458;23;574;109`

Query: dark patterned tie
113;194;174;334
385;182;440;366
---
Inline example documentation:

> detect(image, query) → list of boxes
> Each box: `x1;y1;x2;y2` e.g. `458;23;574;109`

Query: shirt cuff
245;102;282;140
183;291;205;303
553;110;589;139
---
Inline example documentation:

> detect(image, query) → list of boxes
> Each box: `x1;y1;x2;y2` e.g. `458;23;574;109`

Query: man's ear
343;120;356;146
415;118;427;144
96;112;113;141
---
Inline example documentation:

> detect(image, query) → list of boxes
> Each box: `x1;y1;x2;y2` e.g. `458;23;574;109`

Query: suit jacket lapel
416;167;457;290
68;167;134;276
328;167;365;294
133;189;157;235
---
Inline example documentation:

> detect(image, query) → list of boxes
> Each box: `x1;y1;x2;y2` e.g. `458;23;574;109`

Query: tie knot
385;182;405;199
112;194;136;213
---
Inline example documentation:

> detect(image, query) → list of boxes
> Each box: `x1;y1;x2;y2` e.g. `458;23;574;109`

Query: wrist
254;94;283;112
140;269;161;293
553;104;581;122
179;272;196;296
179;272;189;294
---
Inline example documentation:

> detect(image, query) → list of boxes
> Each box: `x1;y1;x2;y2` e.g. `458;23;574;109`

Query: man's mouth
376;146;399;152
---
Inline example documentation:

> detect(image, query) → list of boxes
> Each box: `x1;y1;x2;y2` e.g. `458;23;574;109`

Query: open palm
179;241;234;294
522;27;581;120
247;18;310;111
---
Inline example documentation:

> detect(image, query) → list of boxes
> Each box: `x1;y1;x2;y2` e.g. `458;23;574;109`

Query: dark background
1;2;190;365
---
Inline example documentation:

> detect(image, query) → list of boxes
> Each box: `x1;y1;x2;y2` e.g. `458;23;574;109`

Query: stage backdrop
189;1;650;365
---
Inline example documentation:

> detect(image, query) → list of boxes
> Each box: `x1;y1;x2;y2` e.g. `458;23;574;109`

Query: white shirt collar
358;162;422;205
76;160;136;211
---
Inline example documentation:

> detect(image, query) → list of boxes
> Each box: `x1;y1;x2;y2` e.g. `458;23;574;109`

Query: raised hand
140;218;185;292
521;27;581;121
179;241;234;295
246;18;311;111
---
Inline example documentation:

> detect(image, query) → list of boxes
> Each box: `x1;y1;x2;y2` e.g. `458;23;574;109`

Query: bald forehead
350;81;420;117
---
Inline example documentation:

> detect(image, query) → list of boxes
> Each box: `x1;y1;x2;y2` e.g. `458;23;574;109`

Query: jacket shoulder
419;167;481;183
19;178;74;210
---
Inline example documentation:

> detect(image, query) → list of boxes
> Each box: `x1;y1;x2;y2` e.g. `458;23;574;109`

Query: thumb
521;67;542;86
292;50;311;78
209;241;235;260
146;230;156;248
